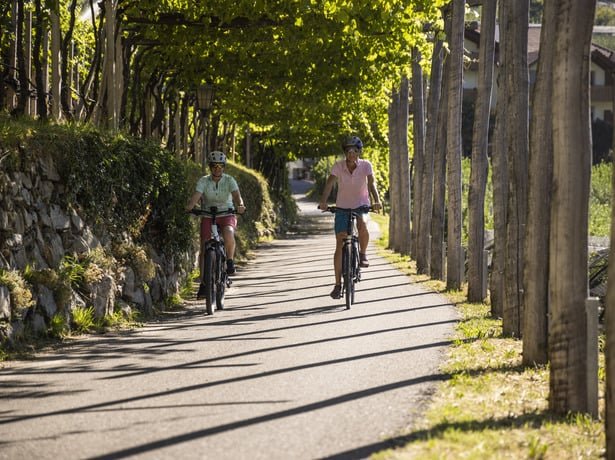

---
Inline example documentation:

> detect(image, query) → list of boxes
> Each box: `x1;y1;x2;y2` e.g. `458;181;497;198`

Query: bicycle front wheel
204;248;216;315
216;247;226;310
343;243;353;309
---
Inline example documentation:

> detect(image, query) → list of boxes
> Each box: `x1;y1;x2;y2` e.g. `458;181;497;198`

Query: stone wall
0;148;190;342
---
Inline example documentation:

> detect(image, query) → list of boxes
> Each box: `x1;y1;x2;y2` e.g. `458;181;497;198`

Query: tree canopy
117;0;446;154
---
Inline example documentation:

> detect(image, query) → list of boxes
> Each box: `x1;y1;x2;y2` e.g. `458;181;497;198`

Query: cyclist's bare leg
334;231;346;285
357;216;369;253
221;225;236;260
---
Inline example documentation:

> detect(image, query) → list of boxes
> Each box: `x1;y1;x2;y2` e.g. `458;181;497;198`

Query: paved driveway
0;182;458;460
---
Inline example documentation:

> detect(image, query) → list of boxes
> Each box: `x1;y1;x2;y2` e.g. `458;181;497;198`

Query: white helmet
208;151;227;164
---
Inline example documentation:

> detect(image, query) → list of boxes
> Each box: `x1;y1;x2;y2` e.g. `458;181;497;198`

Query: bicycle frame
189;206;235;314
325;205;371;309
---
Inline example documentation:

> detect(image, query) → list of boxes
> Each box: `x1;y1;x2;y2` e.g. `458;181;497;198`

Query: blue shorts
334;209;368;234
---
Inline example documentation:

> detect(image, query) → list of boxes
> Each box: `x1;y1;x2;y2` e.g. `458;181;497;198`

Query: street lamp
195;84;216;114
195;84;216;168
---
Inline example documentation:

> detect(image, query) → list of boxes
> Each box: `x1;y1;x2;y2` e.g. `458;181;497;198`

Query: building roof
465;23;615;71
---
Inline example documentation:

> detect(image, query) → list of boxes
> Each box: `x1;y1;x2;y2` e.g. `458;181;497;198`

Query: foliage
112;243;156;283
593;33;615;51
23;266;72;312
595;4;615;25
0;269;33;318
589;162;612;237
71;306;95;334
49;313;70;339
224;161;277;253
11;118;196;258
3;0;449;163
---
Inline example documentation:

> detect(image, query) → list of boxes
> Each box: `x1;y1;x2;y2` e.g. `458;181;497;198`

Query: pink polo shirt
331;158;373;208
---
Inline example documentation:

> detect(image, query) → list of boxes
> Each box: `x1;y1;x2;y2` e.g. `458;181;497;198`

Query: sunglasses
344;147;360;155
210;162;225;168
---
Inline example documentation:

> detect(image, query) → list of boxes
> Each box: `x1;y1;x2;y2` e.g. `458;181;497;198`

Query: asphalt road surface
0;180;458;460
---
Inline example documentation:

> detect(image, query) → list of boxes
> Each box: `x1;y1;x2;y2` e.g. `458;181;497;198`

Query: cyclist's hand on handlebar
372;202;383;213
236;204;247;215
318;202;328;211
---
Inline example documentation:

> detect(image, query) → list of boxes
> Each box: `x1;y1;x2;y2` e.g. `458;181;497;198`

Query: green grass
370;212;606;459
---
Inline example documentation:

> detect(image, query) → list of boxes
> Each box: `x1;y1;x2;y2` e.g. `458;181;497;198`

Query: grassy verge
369;213;605;459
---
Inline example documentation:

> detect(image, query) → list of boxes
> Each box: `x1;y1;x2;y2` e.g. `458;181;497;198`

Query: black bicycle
323;205;372;309
189;206;235;315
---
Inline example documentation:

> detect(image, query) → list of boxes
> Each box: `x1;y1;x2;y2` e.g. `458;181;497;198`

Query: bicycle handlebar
189;207;237;217
320;205;374;214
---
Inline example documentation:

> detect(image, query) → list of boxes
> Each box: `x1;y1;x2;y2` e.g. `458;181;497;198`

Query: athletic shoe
359;253;369;268
330;285;342;299
226;259;236;275
196;283;206;299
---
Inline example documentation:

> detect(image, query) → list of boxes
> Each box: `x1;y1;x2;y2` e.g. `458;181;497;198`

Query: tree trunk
411;46;425;261
398;76;411;256
50;6;62;121
388;84;401;252
548;0;595;416
418;36;445;276
522;0;556;366
431;5;452;282
33;0;47;121
60;0;78;120
467;0;496;303
502;0;529;337
490;1;508;320
606;64;615;460
445;0;464;291
104;0;118;130
15;0;28;116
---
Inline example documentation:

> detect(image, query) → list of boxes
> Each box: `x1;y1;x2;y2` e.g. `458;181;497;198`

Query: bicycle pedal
226;279;233;288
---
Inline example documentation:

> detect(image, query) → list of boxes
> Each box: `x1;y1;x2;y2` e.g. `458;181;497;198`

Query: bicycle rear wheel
343;243;353;309
204;248;216;315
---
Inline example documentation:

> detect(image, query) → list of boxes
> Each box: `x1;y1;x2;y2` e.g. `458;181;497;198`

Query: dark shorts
200;215;237;241
334;209;368;234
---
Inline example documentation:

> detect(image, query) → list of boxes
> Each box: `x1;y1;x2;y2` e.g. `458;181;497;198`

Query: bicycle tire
204;248;216;315
343;243;353;309
216;247;226;310
352;240;360;304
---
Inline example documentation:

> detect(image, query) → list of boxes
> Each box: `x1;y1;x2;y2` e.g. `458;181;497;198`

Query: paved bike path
0;181;459;460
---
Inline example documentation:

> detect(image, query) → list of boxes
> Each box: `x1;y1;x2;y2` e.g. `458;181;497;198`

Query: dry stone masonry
0;148;189;343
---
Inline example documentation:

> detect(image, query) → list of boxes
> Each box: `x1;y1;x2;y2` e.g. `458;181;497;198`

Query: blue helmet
343;136;363;149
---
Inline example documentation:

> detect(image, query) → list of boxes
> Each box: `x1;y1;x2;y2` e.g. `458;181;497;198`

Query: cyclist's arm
367;174;382;212
319;174;337;210
231;189;246;214
185;191;203;212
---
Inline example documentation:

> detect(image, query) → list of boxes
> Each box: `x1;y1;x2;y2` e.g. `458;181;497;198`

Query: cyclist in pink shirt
318;136;382;299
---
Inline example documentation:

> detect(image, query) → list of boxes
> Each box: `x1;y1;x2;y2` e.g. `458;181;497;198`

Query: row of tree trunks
391;0;602;429
388;76;411;255
416;36;444;276
430;4;452;282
